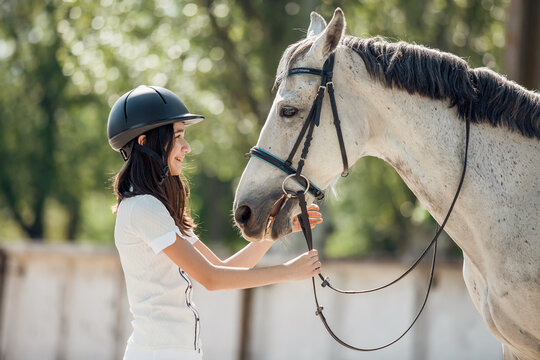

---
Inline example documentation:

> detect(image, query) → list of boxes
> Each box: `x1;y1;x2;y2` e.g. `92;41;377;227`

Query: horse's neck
362;90;472;241
345;76;537;270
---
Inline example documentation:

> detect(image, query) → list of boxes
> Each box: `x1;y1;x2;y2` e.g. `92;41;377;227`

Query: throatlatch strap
327;82;349;176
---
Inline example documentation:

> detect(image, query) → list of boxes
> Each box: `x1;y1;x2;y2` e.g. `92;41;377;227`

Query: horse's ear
308;8;346;59
307;12;327;38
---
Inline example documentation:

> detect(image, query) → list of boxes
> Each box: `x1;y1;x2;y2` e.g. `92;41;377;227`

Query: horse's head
234;9;369;241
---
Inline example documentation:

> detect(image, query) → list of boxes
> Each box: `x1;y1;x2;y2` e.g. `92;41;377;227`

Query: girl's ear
137;134;146;145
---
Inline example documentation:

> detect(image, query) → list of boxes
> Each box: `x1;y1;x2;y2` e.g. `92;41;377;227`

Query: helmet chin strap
131;141;170;185
124;125;172;185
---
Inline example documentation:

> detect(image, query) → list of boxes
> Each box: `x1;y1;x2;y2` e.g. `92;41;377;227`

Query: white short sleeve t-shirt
114;194;202;359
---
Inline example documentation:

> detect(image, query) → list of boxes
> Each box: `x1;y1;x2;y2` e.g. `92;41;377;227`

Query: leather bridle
249;51;470;351
250;52;348;201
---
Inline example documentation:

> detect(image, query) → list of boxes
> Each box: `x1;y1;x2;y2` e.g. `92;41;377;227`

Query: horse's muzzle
233;191;294;241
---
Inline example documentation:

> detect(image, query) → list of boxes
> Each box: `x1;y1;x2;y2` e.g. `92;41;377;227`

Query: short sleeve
129;195;198;254
179;229;200;244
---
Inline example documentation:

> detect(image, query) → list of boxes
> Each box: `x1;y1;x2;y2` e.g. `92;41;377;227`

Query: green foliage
0;0;509;257
325;158;411;258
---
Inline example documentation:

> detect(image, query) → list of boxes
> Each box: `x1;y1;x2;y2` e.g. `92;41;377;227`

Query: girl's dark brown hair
112;123;196;235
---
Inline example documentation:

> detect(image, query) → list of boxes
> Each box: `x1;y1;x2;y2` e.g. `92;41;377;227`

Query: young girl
108;85;322;359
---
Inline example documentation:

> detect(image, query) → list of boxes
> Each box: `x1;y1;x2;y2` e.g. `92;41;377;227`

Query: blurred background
0;0;538;359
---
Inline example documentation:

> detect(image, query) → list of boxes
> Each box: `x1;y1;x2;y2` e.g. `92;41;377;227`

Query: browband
288;67;332;77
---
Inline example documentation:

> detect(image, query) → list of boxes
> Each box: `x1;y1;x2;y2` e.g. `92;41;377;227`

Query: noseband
248;51;470;351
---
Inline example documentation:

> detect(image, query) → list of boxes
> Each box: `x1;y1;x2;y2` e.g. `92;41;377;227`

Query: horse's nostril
235;205;252;226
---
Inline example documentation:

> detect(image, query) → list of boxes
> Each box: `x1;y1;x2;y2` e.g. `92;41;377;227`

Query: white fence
0;243;502;360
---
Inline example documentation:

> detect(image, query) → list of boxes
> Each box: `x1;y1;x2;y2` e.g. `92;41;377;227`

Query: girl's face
168;122;191;176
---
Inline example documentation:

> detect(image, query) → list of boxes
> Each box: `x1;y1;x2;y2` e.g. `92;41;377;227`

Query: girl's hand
284;249;321;281
291;204;323;233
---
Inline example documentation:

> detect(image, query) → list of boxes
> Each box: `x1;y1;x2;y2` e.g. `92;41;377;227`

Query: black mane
277;36;540;140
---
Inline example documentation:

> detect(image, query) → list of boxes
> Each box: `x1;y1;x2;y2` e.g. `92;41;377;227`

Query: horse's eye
280;106;298;118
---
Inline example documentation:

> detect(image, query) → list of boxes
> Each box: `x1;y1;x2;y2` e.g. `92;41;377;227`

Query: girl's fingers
292;208;322;233
309;218;323;228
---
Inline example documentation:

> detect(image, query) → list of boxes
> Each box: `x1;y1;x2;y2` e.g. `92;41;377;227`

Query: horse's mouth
264;194;288;239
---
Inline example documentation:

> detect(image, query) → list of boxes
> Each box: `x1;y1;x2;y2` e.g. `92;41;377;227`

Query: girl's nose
182;140;191;154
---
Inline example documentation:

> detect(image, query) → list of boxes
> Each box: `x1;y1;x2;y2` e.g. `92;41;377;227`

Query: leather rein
249;52;470;351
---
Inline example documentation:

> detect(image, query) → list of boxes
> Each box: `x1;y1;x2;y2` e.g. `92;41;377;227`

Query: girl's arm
163;236;320;291
193;204;322;268
193;239;273;268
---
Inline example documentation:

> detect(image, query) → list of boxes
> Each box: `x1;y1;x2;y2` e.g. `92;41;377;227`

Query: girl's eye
280;106;298;118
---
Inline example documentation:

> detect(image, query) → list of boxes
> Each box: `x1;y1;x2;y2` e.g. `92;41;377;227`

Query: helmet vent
123;88;136;121
149;86;167;104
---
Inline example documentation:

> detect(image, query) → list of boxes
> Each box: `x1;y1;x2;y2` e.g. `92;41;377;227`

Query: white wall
0;243;502;360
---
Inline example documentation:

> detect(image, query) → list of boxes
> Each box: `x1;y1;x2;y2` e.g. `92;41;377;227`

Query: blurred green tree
1;1;88;240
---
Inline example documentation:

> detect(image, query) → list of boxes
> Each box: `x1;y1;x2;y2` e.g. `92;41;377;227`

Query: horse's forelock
274;37;316;88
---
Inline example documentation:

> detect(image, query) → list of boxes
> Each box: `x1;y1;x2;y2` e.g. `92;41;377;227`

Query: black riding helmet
108;85;204;157
107;85;204;182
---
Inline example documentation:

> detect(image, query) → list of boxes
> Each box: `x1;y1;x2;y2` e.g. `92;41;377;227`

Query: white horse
233;8;539;360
